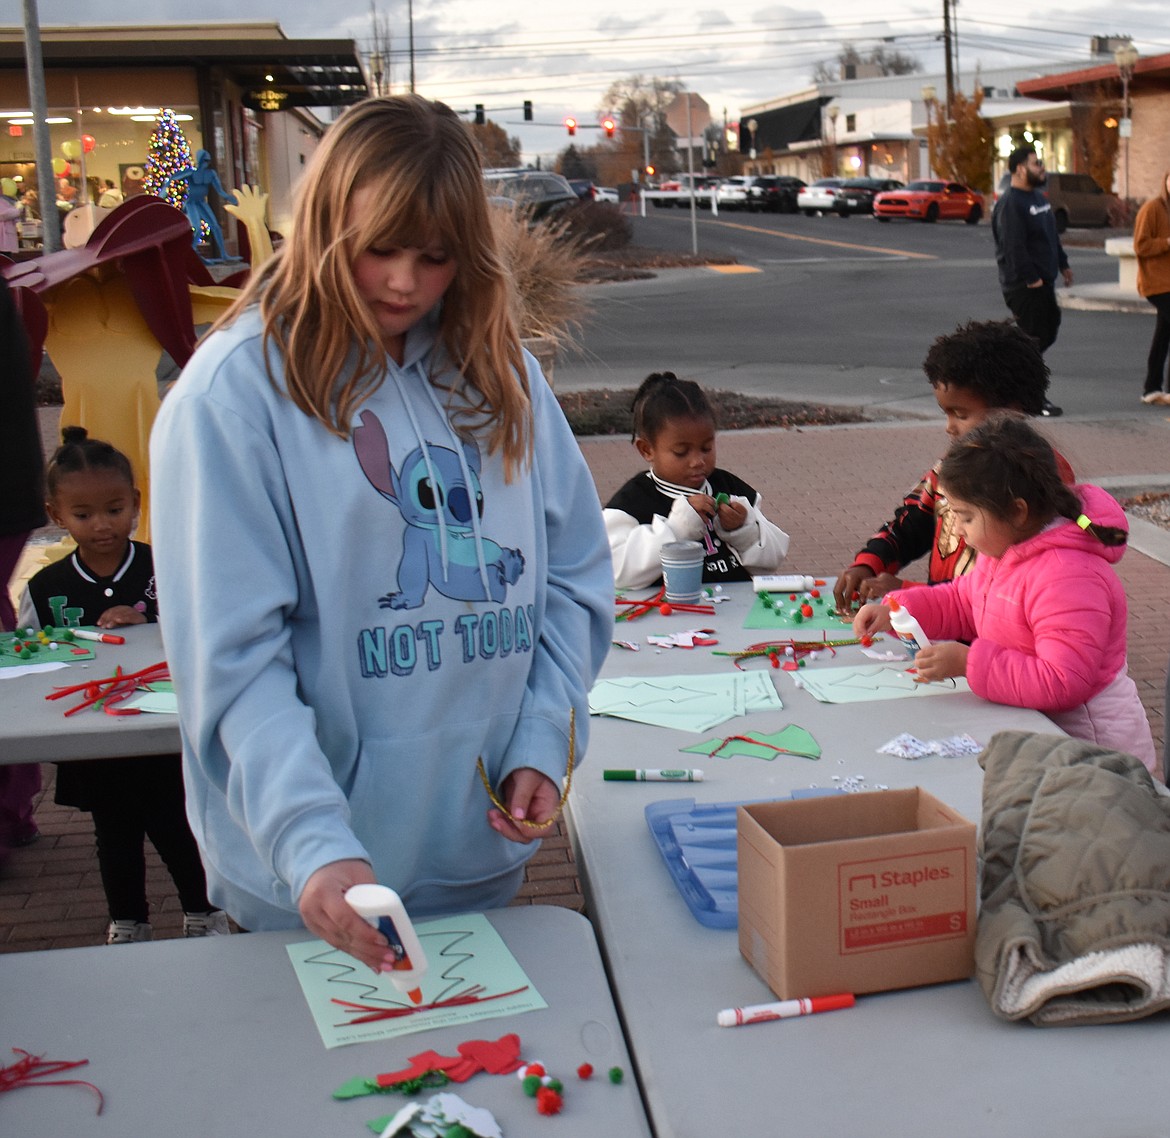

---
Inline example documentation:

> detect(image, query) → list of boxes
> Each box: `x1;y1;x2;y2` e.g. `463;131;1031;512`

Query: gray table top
0;906;651;1138
569;582;1168;1138
0;624;178;763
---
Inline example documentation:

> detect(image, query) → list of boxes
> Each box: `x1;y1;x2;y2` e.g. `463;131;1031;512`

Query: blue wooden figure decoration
162;150;240;263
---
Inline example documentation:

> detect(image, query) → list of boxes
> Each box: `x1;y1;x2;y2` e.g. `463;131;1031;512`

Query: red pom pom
525;1062;546;1078
860;635;874;647
536;1086;564;1115
577;1063;594;1080
658;602;672;615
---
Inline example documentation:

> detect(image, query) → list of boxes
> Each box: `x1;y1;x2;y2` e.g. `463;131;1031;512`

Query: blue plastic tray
644;790;841;929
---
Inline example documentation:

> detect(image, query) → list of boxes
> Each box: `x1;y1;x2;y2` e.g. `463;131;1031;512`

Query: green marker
603;769;704;782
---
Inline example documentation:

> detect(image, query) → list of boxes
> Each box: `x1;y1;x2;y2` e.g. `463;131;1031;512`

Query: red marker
717;992;854;1027
70;629;126;645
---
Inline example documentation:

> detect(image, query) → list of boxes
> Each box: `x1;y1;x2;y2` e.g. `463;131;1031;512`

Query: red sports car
873;180;985;224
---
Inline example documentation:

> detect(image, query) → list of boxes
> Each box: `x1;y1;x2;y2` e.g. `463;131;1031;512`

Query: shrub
561;200;632;251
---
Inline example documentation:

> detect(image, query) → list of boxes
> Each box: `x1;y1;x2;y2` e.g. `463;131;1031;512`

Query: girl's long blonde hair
217;95;532;476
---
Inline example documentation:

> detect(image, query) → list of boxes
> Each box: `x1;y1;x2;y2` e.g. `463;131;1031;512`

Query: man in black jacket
991;145;1072;416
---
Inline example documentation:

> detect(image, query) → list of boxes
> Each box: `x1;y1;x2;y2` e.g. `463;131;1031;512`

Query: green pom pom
608;1066;624;1084
523;1073;542;1097
546;1078;564;1093
445;1127;473;1138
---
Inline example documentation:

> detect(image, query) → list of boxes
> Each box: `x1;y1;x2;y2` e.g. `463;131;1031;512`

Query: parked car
567;178;597;201
747;175;805;213
994;171;1112;232
833;177;904;217
873;180;985;224
715;175;755;209
796;177;845;216
483;170;578;219
658;173;719;193
594;186;619;204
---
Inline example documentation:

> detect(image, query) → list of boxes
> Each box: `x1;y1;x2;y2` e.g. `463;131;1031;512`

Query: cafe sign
244;87;290;113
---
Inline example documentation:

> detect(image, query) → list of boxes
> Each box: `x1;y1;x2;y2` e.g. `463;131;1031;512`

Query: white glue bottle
885;597;931;659
344;883;429;1004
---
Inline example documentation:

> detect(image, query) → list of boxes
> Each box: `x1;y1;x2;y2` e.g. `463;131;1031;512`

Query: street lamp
921;86;936;180
747;117;758;161
1114;42;1138;203
827;104;839;176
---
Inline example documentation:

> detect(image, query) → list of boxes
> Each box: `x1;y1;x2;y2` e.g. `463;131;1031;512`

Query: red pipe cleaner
0;1049;104;1114
331;983;531;1025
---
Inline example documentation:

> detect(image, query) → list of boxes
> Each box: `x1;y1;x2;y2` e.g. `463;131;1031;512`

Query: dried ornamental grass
491;206;590;356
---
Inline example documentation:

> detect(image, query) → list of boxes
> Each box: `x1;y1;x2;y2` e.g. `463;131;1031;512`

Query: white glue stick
344;884;429;1004
886;597;931;659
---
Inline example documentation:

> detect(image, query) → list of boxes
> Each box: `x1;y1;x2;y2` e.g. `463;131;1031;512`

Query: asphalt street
558;210;1154;424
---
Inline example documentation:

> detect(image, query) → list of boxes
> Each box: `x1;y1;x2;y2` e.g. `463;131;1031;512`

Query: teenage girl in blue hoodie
150;96;613;973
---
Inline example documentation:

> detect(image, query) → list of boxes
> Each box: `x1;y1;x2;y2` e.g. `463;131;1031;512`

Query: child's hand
833;566;874;614
857;572;904;603
852;602;891;639
97;605;147;629
715;499;747;530
686;493;716;522
298;858;388;973
911;642;968;683
487;768;561;845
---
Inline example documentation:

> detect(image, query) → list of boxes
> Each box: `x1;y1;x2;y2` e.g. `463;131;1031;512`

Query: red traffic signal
601;116;616;138
564;116;577;136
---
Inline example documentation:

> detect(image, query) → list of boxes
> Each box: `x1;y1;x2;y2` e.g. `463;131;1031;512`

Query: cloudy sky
32;0;1170;162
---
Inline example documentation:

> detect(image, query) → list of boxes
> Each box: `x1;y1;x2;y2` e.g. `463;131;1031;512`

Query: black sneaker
1040;399;1063;417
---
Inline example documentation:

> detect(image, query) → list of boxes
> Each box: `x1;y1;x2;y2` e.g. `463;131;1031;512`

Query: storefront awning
0;34;368;108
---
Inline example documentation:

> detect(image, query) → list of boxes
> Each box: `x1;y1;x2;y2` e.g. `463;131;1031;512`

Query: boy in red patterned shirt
833;320;1073;614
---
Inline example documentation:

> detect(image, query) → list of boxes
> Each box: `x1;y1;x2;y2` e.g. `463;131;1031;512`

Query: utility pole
22;0;61;252
942;0;955;114
407;0;416;93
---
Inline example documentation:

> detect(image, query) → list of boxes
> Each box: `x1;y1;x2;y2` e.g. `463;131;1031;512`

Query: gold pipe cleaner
475;708;576;831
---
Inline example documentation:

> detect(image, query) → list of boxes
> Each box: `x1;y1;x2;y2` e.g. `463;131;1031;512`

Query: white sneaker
183;910;232;937
1142;391;1163;404
107;919;152;944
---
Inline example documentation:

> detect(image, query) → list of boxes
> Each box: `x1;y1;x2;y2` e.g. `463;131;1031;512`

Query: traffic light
564;117;577;136
474;104;485;125
523;100;533;122
602;116;616;139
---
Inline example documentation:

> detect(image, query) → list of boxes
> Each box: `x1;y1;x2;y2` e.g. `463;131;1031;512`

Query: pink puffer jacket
892;484;1154;769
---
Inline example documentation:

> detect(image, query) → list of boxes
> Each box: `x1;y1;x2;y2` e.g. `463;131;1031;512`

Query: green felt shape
681;724;822;761
333;1075;381;1100
0;630;96;667
743;591;854;634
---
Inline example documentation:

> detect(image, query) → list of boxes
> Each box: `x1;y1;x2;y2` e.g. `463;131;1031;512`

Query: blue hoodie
149;307;612;929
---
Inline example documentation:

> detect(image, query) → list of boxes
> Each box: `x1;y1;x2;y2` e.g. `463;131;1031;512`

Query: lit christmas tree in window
144;109;193;210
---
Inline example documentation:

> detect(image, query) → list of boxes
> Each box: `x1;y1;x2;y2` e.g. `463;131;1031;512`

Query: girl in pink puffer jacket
855;412;1155;771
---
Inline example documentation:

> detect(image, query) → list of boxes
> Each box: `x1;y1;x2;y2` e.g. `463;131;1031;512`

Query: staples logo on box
837;848;968;954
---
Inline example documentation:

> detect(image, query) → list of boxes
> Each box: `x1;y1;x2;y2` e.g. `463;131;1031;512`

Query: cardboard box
737;788;975;998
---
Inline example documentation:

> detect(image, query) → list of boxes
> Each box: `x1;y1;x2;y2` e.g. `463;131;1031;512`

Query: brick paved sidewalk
3;414;1168;953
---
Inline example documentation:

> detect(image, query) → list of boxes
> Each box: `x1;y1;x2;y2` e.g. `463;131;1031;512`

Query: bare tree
813;43;920;83
598;75;683;174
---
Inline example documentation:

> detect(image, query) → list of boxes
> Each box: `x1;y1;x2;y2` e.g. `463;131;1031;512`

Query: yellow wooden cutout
43;270;162;542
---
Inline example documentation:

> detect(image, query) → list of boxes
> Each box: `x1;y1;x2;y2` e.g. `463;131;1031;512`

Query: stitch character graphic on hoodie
353;409;524;609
